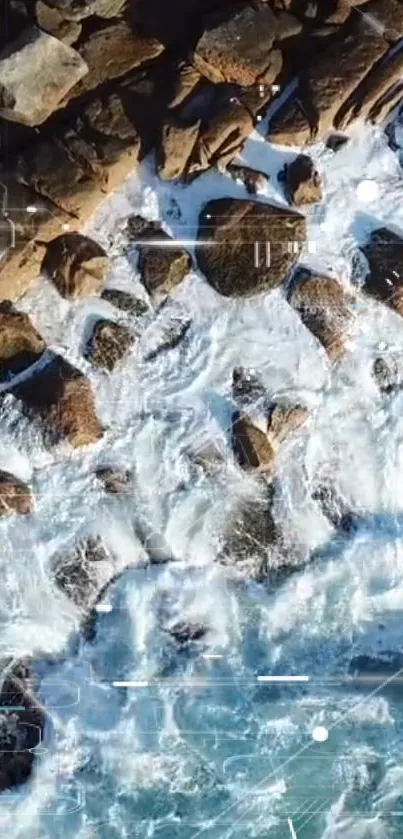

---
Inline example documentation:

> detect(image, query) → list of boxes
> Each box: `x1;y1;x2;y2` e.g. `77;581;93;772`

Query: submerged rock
0;660;45;792
220;483;279;578
101;288;148;316
196;198;306;298
372;355;403;394
168;622;207;643
95;465;132;494
41;233;110;299
0;470;33;516
312;481;357;534
142;317;191;361
231;366;268;409
85;319;135;371
0;301;45;382
53;536;115;611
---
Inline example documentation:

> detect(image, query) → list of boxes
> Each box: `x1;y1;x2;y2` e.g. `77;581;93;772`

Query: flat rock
157;118;201;181
0;300;46;381
101;288;148;315
0;26;88;126
0;470;33;516
127;216;192;296
226;163;269;194
194;4;278;86
43;0;127;20
232;411;275;473
95;465;132;493
360;227;403;316
281;153;322;205
67;21;163;101
0;661;45;792
9;353;103;448
196;198;306;298
85;319;135;371
288;267;354;361
41;233;110;299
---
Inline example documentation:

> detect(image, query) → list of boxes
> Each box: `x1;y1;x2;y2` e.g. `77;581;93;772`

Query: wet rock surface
128;216;192;296
95;465;132;494
0;470;33;516
280;153;322;205
0;301;46;381
85;319;135;371
0;661;45;792
196;198;306;297
41;233;110;299
360;227;403;316
288;267;354;361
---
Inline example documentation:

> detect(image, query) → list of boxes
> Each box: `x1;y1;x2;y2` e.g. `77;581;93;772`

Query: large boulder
127;215;192;295
194;4;278;86
189;98;254;175
288;267;353;361
85;319;135;371
0;661;45;792
360;227;403;317
67;21;163;101
41;233;110;299
196;198;306;298
0;301;45;381
157;118;201;181
0;470;33;516
0;26;88;126
9;354;103;448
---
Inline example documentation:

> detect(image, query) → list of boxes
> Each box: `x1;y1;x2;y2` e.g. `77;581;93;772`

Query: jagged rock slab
360;227;403;316
288;267;354;361
0;300;45;381
336;46;403;129
0;26;88;126
35;1;82;44
9;353;103;447
157;118;201;180
43;0;127;20
41;233;110;299
0;470;33;516
194;4;278;86
362;0;403;41
196;198;306;298
66;21;163;101
266;402;308;449
267;20;389;143
85;319;135;370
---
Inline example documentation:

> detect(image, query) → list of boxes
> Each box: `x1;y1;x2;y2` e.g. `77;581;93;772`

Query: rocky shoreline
1;0;403;803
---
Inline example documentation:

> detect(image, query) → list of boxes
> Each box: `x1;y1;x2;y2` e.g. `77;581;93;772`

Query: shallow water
1;120;403;838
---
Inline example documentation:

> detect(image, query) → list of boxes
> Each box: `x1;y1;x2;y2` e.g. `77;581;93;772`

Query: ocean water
1;119;403;838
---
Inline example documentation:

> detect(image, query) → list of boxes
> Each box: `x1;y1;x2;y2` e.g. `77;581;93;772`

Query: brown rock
85;319;135;371
35;1;82;43
0;470;33;516
360;227;403;317
189;98;253;174
84;93;141;165
232;411;275;472
288;267;354;361
275;9;303;38
10;354;103;448
324;0;352;24
281;154;322;205
194;4;278;86
325;133;349;152
95;465;132;493
0;300;45;381
0;26;88;126
128;215;192;296
196;198;306;298
363;0;403;41
101;288;148;315
266;402;308;449
267;96;312;146
67;22;163;101
16;138;95;216
44;0;127;20
239;49;283;117
41;233;110;299
167;61;202;109
336;46;403;129
157;119;201;180
226;163;269;194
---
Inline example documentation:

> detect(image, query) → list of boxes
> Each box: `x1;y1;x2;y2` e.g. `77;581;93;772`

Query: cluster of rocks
0;0;402;297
